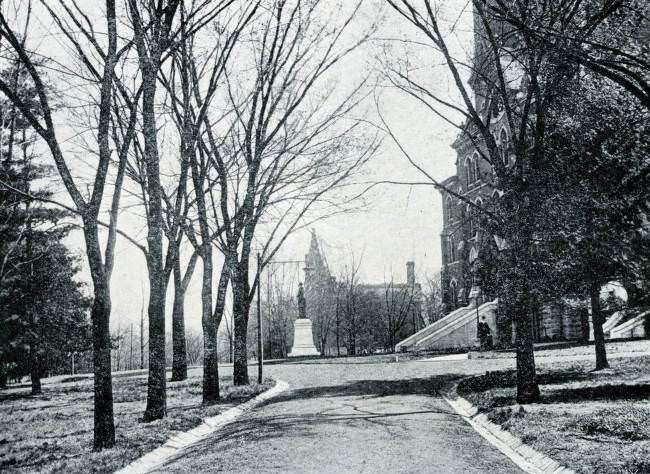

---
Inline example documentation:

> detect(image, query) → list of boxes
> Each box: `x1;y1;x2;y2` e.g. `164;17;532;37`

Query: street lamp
469;254;481;343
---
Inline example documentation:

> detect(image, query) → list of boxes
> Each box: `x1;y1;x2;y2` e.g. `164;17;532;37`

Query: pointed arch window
450;279;459;308
448;234;456;262
473;152;481;183
465;156;474;185
467;203;474;238
469;246;479;264
446;196;454;223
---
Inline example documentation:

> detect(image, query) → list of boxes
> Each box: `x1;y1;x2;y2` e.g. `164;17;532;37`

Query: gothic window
473;152;481;182
450;279;458;307
446;196;454;223
465;157;473;185
500;128;509;166
467;203;474;238
469;246;478;264
449;235;456;262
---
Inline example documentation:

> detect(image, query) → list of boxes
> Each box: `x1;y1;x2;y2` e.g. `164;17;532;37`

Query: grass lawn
0;369;274;473
458;355;650;474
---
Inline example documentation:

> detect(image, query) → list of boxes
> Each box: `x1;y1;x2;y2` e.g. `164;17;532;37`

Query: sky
9;0;475;332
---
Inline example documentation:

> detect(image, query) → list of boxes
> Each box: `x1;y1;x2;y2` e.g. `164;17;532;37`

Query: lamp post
257;253;263;384
257;258;305;366
469;256;481;344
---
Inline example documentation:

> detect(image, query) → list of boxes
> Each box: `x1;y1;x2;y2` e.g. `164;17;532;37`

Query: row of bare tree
0;0;377;449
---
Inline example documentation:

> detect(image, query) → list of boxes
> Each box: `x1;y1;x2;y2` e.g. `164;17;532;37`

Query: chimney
406;261;415;287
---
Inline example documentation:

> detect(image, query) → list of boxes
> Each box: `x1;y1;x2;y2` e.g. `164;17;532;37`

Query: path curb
442;387;575;474
115;379;289;474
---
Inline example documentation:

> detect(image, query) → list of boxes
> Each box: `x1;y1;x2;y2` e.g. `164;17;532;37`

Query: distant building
303;231;424;353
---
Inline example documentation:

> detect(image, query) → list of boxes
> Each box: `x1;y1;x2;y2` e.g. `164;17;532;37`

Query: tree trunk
512;274;540;404
0;363;7;389
590;282;609;370
514;311;540;403
171;261;187;382
143;261;167;421
232;273;250;386
141;69;167;422
90;282;115;449
82;219;116;450
29;348;41;395
201;247;220;403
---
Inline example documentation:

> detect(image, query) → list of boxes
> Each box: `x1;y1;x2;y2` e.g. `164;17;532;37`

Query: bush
457;370;517;394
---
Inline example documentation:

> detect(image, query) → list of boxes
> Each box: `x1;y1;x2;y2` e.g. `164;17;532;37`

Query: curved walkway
154;358;523;473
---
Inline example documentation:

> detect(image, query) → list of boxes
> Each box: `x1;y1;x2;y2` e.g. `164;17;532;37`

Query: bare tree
0;0;142;448
170;250;198;381
380;274;418;352
485;0;650;109
198;0;377;385
157;1;259;401
186;328;204;366
219;312;235;363
423;273;445;324
339;252;364;356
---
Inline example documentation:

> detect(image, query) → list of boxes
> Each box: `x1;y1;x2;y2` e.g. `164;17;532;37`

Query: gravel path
155;358;524;473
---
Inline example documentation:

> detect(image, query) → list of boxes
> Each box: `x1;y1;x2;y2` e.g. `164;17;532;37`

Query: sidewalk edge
442;386;576;474
115;379;290;474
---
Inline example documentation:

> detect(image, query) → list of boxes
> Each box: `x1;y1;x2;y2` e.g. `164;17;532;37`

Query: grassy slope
458;356;650;474
0;370;273;473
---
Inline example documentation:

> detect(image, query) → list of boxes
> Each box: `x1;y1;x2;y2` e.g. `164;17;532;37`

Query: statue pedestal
288;319;320;357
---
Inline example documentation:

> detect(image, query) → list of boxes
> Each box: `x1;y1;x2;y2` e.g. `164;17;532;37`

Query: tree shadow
260;373;464;407
461;369;650;408
0;390;49;403
458;369;597;395
544;383;650;404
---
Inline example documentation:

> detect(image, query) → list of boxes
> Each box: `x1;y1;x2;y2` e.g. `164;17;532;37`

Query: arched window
446;196;454;223
449;234;456;262
500;129;509;166
469;246;478;264
473;152;481;182
465;157;473;184
467;203;474;238
450;279;458;308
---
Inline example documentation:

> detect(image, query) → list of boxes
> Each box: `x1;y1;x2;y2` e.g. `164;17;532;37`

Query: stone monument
288;282;320;357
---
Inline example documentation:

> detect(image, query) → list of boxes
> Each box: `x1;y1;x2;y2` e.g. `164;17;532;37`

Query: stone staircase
602;310;626;336
609;309;649;339
396;300;498;352
591;308;649;341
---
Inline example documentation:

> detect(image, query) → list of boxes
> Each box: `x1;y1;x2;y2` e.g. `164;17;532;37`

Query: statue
297;282;306;319
288;281;319;357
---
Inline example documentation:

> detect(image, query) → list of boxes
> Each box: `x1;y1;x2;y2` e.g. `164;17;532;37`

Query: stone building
303;231;337;343
437;3;586;345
